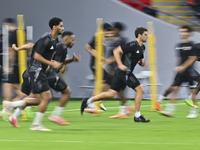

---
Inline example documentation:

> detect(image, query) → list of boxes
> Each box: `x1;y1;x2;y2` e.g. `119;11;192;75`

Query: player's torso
176;42;194;63
122;41;144;71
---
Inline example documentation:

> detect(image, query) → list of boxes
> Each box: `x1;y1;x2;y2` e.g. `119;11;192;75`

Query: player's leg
81;89;117;114
48;76;70;125
28;69;52;131
157;86;174;103
30;91;51;131
159;86;179;117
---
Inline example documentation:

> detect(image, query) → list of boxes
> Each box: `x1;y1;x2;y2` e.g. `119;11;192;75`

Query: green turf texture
0;99;199;150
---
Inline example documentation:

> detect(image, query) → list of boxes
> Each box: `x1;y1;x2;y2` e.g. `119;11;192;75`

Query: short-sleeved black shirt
9;30;18;66
47;42;68;79
175;41;198;71
115;40;145;79
53;42;68;63
29;32;58;71
88;36;105;69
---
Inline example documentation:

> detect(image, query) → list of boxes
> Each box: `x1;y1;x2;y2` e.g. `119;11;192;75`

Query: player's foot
30;124;52;131
3;101;11;112
21;110;29;121
158;111;174;117
24;107;35;119
134;115;150;122
186;113;198;118
154;100;162;111
109;114;128;119
185;99;199;109
81;98;89;115
100;102;106;111
84;108;95;114
1;112;10;122
9;115;20;127
125;106;135;116
48;115;70;125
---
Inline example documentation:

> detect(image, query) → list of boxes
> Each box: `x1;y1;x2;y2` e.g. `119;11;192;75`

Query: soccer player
104;22;135;119
6;31;80;128
85;23;113;113
81;27;150;123
1;18;24;120
47;31;80;124
159;25;200;118
3;17;64;131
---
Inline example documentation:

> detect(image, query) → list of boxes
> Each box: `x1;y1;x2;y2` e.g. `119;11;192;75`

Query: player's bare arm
138;59;147;67
176;56;198;73
34;52;62;69
12;43;34;51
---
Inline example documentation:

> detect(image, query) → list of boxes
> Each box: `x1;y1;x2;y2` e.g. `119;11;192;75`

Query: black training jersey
88;36;106;69
116;40;145;73
29;32;58;71
175;41;198;69
53;42;68;63
46;42;68;79
9;29;18;66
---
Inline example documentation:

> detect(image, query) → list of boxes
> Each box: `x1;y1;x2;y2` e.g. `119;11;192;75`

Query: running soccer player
3;17;64;131
85;23;113;113
1;18;24;120
159;25;200;118
6;31;80;127
81;27;150;123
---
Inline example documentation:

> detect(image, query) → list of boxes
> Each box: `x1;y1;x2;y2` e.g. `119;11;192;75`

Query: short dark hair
62;31;74;38
179;25;192;32
112;22;125;31
48;17;62;29
3;18;16;24
135;27;148;38
103;23;112;31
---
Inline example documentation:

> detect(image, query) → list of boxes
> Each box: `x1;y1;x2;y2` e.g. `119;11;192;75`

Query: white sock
188;94;192;100
52;106;63;117
13;108;22;119
158;95;164;103
119;106;126;115
165;103;175;114
10;100;26;108
33;112;44;125
135;111;141;118
3;107;13;113
87;98;93;105
88;102;95;109
26;106;32;109
190;107;197;114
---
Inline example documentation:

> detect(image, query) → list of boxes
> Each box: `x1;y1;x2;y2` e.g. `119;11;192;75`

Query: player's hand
51;61;62;69
175;66;185;73
12;44;18;51
118;64;127;72
73;53;81;62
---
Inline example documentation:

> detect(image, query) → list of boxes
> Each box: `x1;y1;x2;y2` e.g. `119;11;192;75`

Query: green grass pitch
0;99;200;150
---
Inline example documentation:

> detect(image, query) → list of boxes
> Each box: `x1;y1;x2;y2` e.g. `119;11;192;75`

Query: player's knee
135;86;144;94
107;90;117;98
62;87;71;95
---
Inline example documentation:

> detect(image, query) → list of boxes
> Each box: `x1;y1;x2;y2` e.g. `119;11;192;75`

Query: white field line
0;139;197;145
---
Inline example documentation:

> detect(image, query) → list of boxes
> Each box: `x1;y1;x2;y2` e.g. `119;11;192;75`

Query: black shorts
48;75;68;92
111;71;140;93
2;66;19;84
91;68;113;85
172;69;200;88
21;69;31;95
29;68;49;94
